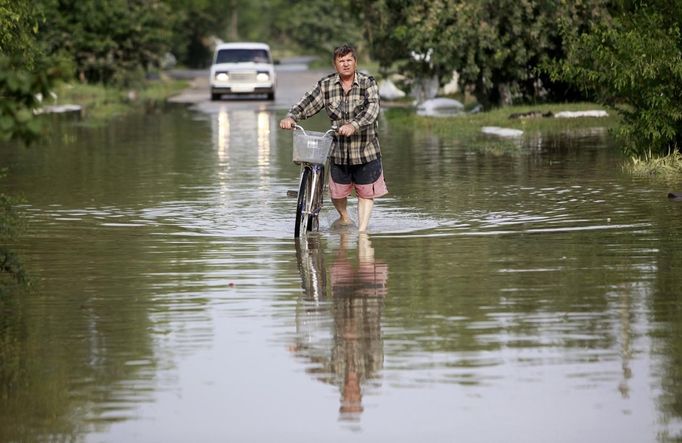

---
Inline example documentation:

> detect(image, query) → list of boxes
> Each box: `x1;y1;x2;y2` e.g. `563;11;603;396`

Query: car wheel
267;92;275;101
211;92;221;101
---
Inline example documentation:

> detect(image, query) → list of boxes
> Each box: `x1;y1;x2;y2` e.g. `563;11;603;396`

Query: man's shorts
329;158;388;199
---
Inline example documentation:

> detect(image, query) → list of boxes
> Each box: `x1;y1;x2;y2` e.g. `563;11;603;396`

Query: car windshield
215;49;270;64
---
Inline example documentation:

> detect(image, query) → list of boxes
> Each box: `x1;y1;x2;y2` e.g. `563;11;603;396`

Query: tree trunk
228;0;238;41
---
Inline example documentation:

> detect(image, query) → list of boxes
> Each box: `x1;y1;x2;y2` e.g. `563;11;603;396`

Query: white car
210;42;276;101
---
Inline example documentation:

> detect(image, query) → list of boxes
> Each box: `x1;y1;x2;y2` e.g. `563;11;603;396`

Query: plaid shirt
287;71;381;165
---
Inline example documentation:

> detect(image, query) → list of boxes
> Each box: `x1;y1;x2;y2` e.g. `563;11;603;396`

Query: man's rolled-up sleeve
288;82;325;121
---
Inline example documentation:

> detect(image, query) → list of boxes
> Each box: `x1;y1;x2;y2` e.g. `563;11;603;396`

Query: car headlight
256;72;270;82
216;72;229;81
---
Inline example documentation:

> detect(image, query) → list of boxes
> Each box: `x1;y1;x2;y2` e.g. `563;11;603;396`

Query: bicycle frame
292;125;334;238
294;161;325;238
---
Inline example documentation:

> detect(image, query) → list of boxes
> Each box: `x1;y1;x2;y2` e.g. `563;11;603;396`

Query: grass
51;77;188;126
385;100;682;176
383;101;620;152
625;150;682;178
418;102;617;133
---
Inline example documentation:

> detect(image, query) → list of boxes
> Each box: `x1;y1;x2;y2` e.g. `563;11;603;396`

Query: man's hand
279;117;296;130
338;123;357;137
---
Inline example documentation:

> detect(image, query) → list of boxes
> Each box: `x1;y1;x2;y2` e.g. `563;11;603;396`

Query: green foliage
548;7;682;156
0;0;44;66
161;0;365;68
626;151;682;178
0;0;56;144
162;0;233;68
52;78;188;126
349;0;408;76
390;0;610;108
384;102;618;153
0;56;55;144
270;0;363;58
39;0;173;86
0;173;27;291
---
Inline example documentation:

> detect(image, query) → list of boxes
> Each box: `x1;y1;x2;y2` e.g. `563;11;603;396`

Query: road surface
168;60;328;112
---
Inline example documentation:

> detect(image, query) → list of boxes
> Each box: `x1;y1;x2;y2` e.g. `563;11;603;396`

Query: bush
0;56;54;144
548;10;682;157
39;0;172;86
0;173;27;292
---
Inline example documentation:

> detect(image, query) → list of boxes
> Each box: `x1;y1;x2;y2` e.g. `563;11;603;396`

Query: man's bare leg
332;197;354;225
358;197;374;232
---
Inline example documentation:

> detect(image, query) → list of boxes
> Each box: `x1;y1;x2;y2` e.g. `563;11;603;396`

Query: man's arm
288;82;326;122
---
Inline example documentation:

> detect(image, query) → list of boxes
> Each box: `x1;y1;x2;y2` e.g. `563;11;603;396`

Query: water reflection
257;110;271;171
4;106;682;441
206;108;289;236
293;234;388;421
211;108;275;169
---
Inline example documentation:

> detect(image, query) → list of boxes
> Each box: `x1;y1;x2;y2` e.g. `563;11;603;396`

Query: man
279;44;387;232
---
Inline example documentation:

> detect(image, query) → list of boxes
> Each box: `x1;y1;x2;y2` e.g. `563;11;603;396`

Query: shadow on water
292;234;388;424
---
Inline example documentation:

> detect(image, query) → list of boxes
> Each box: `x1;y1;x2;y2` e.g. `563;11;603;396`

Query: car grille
230;72;257;83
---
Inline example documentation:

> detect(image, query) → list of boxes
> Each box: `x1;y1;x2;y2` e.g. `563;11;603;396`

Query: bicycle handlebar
293;124;336;137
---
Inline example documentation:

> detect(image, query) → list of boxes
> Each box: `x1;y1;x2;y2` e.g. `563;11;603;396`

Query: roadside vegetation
52;79;188;126
418;103;617;135
384;102;619;153
0;172;26;295
627;151;682;179
547;1;682;164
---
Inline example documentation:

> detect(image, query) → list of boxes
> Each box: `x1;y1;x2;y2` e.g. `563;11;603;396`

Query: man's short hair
333;44;356;61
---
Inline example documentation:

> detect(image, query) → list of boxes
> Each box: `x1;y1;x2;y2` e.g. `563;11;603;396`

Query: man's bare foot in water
331;217;355;230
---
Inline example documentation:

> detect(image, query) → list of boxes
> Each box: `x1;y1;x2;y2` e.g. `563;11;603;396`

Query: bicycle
290;124;335;238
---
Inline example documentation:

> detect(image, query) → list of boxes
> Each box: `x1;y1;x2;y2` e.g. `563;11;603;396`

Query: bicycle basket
292;129;333;164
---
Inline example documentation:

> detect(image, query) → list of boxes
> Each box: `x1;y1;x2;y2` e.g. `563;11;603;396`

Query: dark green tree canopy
39;0;173;85
549;2;682;156
352;0;609;107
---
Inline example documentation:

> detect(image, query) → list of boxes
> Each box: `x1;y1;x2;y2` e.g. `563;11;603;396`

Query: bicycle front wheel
295;167;313;238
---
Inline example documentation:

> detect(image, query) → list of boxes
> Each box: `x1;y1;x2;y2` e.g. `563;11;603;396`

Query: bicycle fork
308;164;323;216
303;164;323;223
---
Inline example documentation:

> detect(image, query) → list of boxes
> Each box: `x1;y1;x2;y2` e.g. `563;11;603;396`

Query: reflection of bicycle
294;236;327;300
291;125;335;238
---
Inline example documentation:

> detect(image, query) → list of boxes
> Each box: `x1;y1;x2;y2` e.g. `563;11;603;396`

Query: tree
548;2;682;156
270;0;363;57
402;0;610;107
162;0;235;68
0;175;26;292
38;0;173;85
0;2;51;290
351;0;610;107
349;0;410;76
0;1;60;144
0;0;44;66
0;56;54;144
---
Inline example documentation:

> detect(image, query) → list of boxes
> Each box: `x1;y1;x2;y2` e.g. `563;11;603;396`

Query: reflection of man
291;234;388;421
331;233;388;299
333;234;387;419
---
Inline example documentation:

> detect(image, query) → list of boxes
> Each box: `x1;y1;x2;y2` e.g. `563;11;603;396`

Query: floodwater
1;103;682;443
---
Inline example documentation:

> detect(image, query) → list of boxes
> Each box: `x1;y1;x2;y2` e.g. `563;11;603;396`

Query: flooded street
2;73;682;442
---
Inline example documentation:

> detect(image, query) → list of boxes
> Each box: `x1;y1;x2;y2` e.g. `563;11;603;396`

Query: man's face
334;53;356;78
